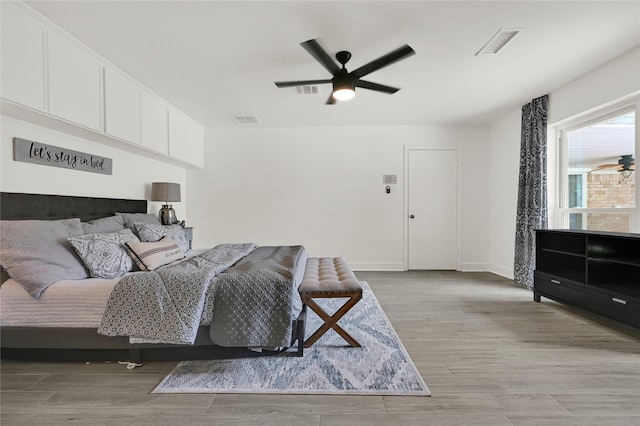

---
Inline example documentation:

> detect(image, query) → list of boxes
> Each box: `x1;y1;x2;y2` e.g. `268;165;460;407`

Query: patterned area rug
152;282;430;396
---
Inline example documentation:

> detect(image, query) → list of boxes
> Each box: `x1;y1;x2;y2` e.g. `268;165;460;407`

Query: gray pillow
68;228;140;279
81;215;125;234
116;212;160;231
135;222;190;253
0;218;88;298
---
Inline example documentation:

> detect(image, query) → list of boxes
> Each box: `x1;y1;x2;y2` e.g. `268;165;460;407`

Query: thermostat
383;174;397;185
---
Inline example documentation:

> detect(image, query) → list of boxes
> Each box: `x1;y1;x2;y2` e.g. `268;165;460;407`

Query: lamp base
159;205;177;225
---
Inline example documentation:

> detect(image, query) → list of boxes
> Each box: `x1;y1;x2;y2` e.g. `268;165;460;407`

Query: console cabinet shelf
534;229;640;328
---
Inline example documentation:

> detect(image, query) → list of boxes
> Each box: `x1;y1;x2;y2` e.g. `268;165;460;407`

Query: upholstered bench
298;257;362;355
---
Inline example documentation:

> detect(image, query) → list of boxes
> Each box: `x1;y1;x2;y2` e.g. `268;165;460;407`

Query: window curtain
514;95;548;289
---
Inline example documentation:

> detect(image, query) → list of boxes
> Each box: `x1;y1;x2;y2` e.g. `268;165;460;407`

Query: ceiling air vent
294;85;319;95
475;28;522;55
232;115;261;125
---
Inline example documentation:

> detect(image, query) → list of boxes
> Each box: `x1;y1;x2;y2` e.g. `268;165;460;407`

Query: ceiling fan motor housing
333;69;356;91
619;155;635;170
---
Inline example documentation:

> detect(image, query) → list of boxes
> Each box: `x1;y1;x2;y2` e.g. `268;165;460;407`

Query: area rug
152;282;430;396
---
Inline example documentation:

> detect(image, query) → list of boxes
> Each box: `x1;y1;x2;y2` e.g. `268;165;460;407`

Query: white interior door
407;148;458;269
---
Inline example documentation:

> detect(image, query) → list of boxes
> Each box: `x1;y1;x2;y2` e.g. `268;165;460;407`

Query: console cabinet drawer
584;287;640;328
534;272;584;305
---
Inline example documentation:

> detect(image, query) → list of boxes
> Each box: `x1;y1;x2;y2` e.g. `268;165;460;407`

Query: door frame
403;145;462;271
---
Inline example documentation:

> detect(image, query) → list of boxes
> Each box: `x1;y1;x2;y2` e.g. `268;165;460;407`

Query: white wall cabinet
169;109;189;163
187;120;205;168
48;32;103;131
1;2;204;168
104;68;140;144
169;109;205;168
1;4;46;112
140;92;169;155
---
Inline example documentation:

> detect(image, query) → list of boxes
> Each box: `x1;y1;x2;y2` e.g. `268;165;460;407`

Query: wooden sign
13;137;112;175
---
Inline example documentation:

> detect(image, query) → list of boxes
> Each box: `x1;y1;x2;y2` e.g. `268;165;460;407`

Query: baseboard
350;262;406;271
349;261;515;277
486;264;514;280
459;262;488;272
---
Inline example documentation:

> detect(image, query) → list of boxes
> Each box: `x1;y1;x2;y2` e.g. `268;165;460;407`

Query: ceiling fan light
333;88;356;101
332;70;356;101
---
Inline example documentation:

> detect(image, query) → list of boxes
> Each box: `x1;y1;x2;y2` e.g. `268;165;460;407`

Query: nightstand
183;227;193;250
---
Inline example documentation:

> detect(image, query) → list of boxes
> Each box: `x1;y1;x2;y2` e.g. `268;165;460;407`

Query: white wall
487;46;640;279
187;125;490;271
1;115;188;218
487;110;521;278
549;46;640;125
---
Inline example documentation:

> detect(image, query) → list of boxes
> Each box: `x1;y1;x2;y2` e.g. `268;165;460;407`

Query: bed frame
0;192;305;362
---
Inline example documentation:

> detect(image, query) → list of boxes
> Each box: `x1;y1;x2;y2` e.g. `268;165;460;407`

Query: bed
0;192;308;362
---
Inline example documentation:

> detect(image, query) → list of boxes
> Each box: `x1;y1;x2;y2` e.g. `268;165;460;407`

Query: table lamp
151;182;181;225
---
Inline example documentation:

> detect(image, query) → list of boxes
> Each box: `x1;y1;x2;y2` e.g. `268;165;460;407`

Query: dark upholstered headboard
0;192;147;221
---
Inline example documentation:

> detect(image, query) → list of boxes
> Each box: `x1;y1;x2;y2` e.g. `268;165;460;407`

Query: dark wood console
534;229;640;328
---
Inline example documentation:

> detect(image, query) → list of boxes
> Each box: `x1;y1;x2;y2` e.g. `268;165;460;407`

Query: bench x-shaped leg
302;292;363;348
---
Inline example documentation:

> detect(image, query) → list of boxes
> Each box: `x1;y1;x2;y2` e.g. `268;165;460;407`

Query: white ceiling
25;1;640;129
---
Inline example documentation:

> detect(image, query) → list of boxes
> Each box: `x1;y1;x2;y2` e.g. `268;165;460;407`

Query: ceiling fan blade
355;80;400;94
301;39;340;75
325;94;337;105
275;79;332;88
351;44;415;79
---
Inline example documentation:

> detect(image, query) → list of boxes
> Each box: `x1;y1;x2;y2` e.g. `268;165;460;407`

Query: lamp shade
151;182;181;202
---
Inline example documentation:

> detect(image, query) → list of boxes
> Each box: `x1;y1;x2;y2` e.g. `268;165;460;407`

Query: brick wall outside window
586;173;635;232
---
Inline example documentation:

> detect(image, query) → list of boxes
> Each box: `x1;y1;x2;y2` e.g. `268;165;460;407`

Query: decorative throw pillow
115;212;161;231
134;222;189;253
125;236;185;271
0;218;89;298
68;228;140;279
81;215;125;234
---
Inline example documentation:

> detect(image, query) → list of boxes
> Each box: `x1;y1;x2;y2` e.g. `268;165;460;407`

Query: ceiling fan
592;155;636;178
274;39;415;104
593;155;635;173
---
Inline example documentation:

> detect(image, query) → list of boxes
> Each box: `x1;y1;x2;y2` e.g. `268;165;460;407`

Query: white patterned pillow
68;229;140;279
134;223;189;253
125;236;185;271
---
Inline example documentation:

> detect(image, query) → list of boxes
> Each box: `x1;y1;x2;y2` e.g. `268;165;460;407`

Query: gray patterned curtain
514;95;548;289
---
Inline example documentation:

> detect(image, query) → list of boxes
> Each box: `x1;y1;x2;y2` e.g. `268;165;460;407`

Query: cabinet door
1;4;46;111
168;109;189;162
48;32;102;131
187;120;205;168
140;92;169;155
104;68;140;144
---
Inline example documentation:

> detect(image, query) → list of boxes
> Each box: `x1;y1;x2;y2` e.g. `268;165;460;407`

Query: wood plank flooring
2;271;640;425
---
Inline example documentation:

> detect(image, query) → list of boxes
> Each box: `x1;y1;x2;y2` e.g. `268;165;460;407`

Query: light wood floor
2;271;640;425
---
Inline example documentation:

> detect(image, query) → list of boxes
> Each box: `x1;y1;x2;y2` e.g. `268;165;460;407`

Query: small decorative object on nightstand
183;226;193;250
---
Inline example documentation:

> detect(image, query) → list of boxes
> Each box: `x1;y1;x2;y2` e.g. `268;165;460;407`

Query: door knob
410;215;415;219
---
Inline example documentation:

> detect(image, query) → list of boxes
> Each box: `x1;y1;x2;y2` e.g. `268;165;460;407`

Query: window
557;99;639;233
